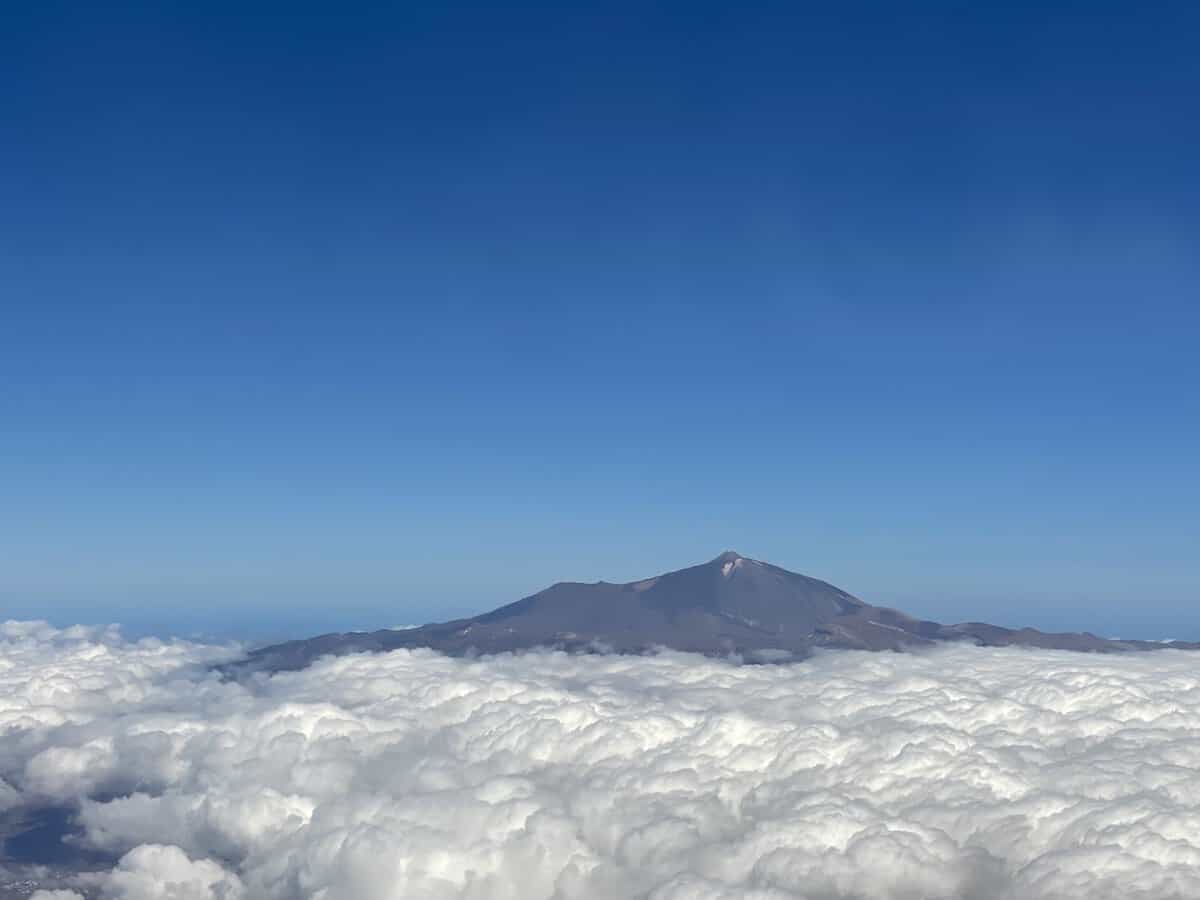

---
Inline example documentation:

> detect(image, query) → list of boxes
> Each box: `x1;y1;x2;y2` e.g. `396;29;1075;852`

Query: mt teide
237;552;1199;672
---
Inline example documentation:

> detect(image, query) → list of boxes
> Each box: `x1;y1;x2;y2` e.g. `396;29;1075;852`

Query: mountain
237;552;1198;672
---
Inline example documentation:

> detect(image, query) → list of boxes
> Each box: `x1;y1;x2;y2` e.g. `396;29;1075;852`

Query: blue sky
3;1;1198;641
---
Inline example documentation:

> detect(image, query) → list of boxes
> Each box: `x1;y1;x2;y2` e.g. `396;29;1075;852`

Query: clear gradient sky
3;2;1198;641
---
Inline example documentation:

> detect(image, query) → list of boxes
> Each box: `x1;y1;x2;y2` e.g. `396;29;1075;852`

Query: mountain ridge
237;552;1199;672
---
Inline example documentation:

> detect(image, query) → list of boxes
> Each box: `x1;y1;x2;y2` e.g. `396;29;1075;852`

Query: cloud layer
4;619;1200;899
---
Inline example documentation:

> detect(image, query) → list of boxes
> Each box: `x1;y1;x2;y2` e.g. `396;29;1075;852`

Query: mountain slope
238;552;1198;672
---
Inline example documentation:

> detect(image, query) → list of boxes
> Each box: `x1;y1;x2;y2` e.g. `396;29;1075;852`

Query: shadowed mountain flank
238;552;1199;672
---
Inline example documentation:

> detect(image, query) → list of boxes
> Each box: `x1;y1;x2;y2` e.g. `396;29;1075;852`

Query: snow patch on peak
721;558;744;577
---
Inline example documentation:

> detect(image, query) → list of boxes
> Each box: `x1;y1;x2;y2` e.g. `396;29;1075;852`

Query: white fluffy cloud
6;619;1200;899
28;845;243;900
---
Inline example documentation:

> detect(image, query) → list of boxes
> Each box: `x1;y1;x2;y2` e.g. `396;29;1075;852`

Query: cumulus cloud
6;619;1200;898
27;845;243;900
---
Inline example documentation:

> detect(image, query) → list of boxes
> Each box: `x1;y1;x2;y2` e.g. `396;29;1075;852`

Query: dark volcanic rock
236;552;1199;673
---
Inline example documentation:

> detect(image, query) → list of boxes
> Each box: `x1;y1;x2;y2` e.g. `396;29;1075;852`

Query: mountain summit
239;552;1197;672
